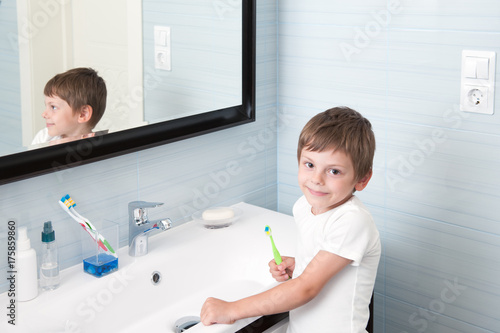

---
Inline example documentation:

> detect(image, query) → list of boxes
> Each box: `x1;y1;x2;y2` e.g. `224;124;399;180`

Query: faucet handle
158;218;173;230
128;201;164;209
129;201;164;226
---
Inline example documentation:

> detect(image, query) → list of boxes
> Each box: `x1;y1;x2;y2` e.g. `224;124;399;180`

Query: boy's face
297;147;371;215
42;95;86;138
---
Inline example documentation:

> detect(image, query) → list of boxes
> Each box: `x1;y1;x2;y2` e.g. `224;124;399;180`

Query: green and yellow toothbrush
264;225;282;265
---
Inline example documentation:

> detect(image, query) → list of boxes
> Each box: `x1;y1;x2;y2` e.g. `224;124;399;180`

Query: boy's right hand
268;256;295;282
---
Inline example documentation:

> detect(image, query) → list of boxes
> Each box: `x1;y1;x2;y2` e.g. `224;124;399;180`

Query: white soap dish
192;207;243;229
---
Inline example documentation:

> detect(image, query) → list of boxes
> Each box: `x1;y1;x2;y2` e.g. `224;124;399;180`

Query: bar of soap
202;208;235;220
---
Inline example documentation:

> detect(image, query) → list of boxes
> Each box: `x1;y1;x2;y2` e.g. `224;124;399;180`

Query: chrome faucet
128;201;172;257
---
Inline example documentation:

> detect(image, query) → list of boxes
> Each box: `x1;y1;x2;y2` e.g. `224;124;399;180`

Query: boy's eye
329;169;340;175
305;162;313;168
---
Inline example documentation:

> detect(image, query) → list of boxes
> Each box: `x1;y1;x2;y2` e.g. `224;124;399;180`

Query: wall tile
385;121;500;233
389;0;500;32
384;210;500;331
384;297;494;333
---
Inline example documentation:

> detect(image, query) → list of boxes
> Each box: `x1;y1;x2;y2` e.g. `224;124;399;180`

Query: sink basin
123;279;269;333
0;203;296;333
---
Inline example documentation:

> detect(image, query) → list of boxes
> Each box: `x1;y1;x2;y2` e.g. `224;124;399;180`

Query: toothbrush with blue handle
265;225;282;265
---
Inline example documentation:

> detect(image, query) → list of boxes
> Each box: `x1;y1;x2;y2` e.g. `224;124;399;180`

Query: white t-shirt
287;195;381;333
31;128;61;146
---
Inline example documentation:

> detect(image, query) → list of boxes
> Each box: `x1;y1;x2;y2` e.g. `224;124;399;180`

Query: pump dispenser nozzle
42;221;55;243
17;226;31;251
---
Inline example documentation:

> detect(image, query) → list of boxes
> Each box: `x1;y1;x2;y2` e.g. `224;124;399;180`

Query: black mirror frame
0;0;255;185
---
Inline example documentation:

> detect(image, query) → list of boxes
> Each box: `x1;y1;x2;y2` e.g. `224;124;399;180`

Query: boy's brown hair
297;106;375;182
44;67;107;128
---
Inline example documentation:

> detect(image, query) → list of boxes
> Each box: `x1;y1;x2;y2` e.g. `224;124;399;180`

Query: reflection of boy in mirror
31;67;107;145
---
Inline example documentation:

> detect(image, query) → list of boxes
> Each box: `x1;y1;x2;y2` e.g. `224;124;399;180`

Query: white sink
1;203;296;333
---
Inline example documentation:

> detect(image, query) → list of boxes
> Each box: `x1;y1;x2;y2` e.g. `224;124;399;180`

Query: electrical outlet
461;85;489;114
468;88;484;106
155;47;171;71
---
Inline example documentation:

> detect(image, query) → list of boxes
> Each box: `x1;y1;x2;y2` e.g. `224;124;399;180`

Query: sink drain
174;316;200;332
151;271;162;285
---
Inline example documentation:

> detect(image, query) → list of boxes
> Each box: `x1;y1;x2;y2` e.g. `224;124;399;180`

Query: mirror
0;0;255;184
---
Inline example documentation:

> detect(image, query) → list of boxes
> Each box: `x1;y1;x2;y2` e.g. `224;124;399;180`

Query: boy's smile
298;148;371;215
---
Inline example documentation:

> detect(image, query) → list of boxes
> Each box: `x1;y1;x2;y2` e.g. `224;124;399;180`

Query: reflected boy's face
42;95;82;138
297;148;369;215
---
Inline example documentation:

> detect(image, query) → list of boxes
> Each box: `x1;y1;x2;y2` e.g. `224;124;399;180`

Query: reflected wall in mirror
0;0;242;156
0;0;255;184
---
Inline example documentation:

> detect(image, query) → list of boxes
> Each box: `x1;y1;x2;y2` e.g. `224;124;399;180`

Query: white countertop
1;202;296;333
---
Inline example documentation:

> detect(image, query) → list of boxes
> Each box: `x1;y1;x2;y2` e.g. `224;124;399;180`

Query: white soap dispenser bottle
17;227;38;301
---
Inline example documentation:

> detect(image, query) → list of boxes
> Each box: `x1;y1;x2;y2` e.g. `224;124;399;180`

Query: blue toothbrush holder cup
81;219;119;278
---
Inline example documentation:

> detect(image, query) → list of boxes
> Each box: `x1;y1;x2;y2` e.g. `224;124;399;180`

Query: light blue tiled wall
277;1;500;332
0;0;278;292
0;0;22;155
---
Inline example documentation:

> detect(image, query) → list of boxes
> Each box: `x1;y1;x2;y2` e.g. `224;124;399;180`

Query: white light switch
464;57;477;78
460;50;496;115
476;57;489;79
158;31;167;46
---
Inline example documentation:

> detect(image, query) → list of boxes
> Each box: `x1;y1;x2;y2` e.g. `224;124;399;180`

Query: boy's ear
77;105;93;124
354;169;372;192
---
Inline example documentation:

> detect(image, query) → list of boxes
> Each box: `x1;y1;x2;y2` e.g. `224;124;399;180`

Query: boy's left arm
200;250;351;325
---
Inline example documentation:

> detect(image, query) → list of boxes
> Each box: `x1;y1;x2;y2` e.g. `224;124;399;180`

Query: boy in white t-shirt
201;107;381;332
31;67;107;146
